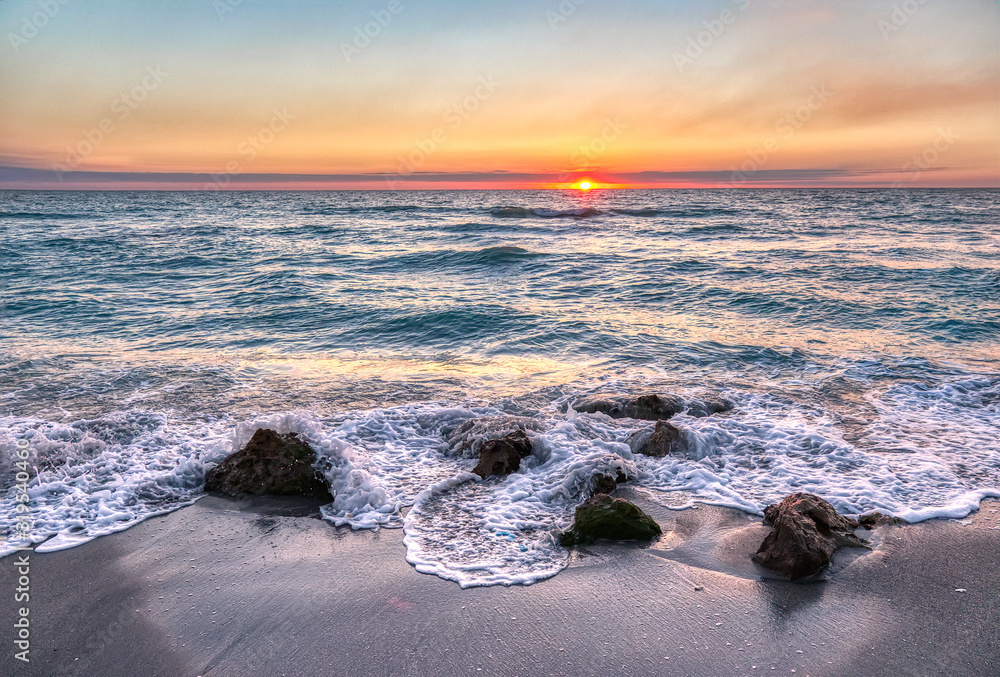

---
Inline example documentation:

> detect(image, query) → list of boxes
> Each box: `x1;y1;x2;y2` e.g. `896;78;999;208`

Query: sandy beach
3;494;998;677
3;0;997;673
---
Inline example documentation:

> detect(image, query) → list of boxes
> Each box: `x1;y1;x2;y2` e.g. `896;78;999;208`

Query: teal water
1;189;998;585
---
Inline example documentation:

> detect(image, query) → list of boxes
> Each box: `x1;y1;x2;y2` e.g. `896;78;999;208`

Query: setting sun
577;180;593;191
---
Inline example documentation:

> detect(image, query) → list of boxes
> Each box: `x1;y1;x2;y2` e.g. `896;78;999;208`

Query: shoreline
3;495;998;676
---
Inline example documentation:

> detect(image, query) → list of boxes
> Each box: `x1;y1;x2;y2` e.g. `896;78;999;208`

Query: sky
0;0;997;189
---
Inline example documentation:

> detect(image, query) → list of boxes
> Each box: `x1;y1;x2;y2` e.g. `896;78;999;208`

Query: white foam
0;411;234;557
2;376;998;586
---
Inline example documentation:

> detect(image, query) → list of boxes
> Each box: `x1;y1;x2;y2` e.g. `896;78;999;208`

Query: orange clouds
0;0;996;188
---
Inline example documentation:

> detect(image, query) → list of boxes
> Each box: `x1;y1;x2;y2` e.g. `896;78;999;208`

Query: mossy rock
560;494;662;546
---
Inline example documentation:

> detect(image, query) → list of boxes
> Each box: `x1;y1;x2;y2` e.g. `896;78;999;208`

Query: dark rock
576;394;684;421
858;512;904;528
443;416;539;456
205;429;332;500
590;471;627;496
687;398;734;417
631;421;688;457
560;494;662;546
472;429;533;478
752;493;869;580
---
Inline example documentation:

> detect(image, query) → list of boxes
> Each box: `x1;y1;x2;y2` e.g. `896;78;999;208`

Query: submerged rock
590;471;628;496
576;394;684;421
858;512;905;528
560;494;662;546
629;420;689;457
472;429;533;478
443;416;540;456
204;428;332;500
686;398;735;418
752;493;869;580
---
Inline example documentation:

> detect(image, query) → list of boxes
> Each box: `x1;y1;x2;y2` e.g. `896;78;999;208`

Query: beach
4;494;998;677
2;0;998;670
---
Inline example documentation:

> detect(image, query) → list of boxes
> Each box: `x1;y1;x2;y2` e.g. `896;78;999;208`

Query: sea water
1;189;997;586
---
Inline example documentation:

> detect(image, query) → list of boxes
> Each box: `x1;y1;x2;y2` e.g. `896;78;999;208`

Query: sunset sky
0;0;997;189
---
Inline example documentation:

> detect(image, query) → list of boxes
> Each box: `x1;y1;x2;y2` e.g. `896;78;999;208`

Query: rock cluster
443;416;540;456
576;394;685;421
576;393;734;421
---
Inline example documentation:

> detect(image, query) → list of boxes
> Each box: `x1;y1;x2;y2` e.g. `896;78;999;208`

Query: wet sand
3;494;998;677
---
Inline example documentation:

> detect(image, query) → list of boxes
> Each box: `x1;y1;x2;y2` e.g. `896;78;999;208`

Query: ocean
1;189;998;587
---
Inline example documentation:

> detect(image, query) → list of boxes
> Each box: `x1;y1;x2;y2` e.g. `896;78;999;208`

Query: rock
560;494;662;546
590;471;627;495
858;512;904;528
687;398;734;417
443;416;540;456
752;493;869;580
472;429;533;478
576;394;684;421
205;429;332;500
630;421;688;457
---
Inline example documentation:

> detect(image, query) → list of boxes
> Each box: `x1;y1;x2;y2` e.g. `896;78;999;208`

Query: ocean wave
609;208;664;217
3;374;999;585
616;206;744;218
0;411;231;556
300;205;466;216
471;245;539;261
488;206;603;219
365;246;543;275
301;205;422;215
0;211;85;220
682;223;748;236
487;206;740;219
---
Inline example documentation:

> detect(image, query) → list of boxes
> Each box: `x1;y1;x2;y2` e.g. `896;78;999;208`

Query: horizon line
1;165;994;191
2;186;998;192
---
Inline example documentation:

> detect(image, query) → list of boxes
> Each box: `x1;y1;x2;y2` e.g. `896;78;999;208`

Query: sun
576;180;593;191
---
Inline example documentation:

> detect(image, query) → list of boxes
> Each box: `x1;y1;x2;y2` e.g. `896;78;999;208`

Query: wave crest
489;206;602;219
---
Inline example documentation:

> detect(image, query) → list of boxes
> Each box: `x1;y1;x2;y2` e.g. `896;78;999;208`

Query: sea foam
4;374;997;586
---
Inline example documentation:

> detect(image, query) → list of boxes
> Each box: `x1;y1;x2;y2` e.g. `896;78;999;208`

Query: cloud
0;165;945;189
